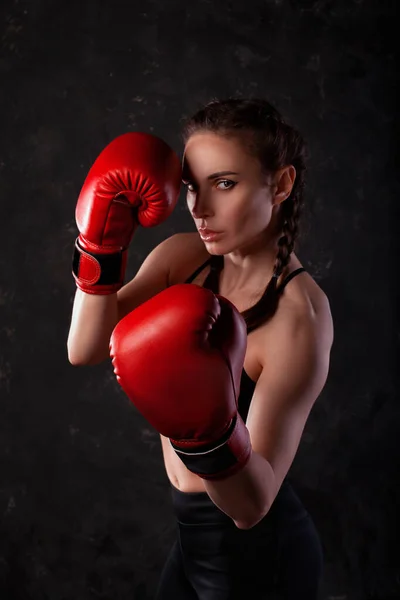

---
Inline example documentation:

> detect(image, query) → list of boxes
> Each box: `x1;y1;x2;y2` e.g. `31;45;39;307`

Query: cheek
228;190;272;232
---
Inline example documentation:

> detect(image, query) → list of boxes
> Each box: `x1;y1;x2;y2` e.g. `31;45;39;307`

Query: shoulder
168;232;211;286
279;291;333;352
281;256;333;339
248;296;333;430
253;261;334;369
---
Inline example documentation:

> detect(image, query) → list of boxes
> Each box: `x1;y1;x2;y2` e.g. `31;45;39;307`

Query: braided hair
181;98;308;332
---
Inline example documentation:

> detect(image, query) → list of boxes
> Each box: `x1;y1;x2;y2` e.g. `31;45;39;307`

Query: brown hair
181;97;308;332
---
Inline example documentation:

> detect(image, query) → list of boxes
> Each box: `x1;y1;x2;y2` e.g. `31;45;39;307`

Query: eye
215;179;237;190
182;180;237;193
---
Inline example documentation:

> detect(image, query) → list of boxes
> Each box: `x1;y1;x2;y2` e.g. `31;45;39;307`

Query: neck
219;227;284;294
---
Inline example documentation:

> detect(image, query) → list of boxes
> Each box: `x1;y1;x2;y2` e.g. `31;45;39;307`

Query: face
182;132;294;256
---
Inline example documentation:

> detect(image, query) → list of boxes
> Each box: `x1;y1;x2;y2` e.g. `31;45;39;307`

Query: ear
272;165;296;206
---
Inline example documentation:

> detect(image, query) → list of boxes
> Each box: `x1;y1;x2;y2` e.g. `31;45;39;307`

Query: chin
203;241;234;257
201;239;224;254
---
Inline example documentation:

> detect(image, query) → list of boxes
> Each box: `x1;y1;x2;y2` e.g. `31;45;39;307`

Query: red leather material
110;284;252;479
72;132;181;294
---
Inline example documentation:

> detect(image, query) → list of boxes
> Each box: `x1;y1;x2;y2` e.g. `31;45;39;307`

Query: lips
198;228;222;242
198;228;220;235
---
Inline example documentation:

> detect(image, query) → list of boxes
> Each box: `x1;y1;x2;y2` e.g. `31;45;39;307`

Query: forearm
67;289;119;365
203;450;277;530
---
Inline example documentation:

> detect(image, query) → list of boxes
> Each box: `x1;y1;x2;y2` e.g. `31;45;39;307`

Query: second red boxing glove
109;284;252;481
72;132;181;295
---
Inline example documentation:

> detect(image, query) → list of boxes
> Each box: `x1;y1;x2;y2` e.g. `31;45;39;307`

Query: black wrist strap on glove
72;237;127;290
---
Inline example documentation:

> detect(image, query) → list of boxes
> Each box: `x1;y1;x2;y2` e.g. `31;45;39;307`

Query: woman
68;98;334;599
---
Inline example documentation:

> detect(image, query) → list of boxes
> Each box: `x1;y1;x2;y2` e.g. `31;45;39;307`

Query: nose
187;190;214;220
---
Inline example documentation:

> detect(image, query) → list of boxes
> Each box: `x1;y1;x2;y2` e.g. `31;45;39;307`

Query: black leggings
155;480;323;600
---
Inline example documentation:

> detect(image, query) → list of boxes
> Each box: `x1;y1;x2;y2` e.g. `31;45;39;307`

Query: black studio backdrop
0;0;399;598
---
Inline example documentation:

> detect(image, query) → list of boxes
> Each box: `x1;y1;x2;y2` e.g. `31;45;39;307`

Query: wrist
72;236;128;295
170;414;252;481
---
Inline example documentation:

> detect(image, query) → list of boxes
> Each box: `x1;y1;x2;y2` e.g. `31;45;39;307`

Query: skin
182;131;297;295
158;130;333;529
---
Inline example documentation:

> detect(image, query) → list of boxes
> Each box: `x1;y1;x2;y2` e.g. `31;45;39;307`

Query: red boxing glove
72;132;181;295
109;284;252;480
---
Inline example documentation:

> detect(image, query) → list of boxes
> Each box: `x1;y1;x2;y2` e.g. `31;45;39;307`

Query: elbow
68;355;86;367
67;342;86;366
67;347;108;366
233;505;270;530
234;516;261;530
67;349;86;366
234;515;265;529
234;519;252;530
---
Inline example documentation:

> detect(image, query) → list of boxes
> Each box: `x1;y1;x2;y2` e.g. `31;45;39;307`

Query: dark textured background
0;0;399;598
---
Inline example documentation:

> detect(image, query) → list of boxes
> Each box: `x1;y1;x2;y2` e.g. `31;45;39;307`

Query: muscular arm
67;233;190;365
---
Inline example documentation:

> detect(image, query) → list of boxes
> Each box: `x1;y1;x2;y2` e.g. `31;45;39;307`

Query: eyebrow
182;170;239;182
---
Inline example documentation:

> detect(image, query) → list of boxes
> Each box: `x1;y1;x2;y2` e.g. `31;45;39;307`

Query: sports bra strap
276;267;306;294
184;258;212;284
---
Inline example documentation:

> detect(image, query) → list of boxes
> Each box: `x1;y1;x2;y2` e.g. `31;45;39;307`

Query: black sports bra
184;256;306;421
